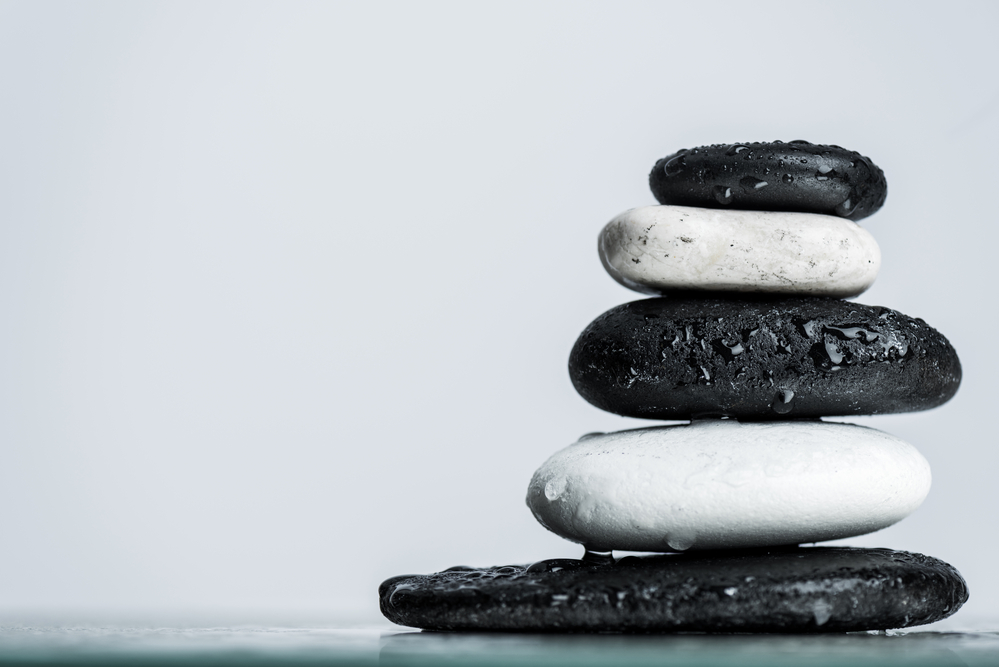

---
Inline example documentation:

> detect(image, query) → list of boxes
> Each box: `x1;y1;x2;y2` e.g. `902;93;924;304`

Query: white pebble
599;205;880;297
526;420;929;552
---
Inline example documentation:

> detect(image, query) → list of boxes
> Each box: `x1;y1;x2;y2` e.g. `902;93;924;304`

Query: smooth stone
649;141;887;221
379;547;968;632
569;295;961;420
599;205;880;297
526;421;929;552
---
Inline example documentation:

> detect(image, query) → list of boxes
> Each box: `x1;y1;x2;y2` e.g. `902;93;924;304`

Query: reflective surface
1;623;999;666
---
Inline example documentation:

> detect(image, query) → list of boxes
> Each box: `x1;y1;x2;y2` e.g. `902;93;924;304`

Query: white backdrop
0;1;997;624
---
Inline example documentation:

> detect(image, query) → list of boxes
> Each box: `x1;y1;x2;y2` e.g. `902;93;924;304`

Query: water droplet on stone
815;166;837;181
827;325;880;343
771;389;795;415
739;176;768;191
388;582;419;605
526;558;586;573
782;173;794;184
825;341;844;365
544;477;567;501
725;144;749;156
713;185;733;204
834;197;856;217
663;155;687;177
666;529;696;552
582;548;614;565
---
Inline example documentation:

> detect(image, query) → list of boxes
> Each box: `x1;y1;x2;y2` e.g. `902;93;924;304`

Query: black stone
649;141;887;221
568;295;960;420
379;547;968;633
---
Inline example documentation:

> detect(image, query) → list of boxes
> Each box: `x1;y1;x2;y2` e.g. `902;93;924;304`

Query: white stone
599;205;881;297
526;420;929;552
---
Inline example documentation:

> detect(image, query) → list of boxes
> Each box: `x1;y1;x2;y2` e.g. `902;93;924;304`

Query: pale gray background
0;1;996;624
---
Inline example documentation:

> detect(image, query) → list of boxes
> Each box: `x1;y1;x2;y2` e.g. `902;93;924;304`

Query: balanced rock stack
381;141;969;633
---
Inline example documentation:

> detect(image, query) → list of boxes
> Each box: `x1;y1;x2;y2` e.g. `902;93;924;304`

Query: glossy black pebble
569;295;960;420
649;141;887;221
380;547;968;633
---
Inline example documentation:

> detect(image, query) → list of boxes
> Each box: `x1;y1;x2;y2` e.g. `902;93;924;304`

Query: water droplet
724;587;738;597
834;197;856;217
544;477;567;501
663;154;687;177
771;389;795;415
582;548;614;565
827;325;879;343
713;338;744;361
526;558;587;573
814;166;838;181
725;144;749;156
781;173;794;184
577;432;604;442
812;599;833;626
825;341;844;365
700;366;711;381
666;529;696;552
443;565;475;572
739;176;768;191
876;330;909;359
388;582;419;606
713;185;733;204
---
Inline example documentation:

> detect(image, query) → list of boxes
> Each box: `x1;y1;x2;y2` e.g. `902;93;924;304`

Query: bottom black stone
379;547;968;633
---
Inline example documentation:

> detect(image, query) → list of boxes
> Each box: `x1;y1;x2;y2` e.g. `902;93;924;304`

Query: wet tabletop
0;621;999;667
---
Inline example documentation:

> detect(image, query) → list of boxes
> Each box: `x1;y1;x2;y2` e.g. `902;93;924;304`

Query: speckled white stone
526;420;929;552
599;205;881;297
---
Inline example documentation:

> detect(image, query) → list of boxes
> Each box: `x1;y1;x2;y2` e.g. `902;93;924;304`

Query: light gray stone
599;205;880;297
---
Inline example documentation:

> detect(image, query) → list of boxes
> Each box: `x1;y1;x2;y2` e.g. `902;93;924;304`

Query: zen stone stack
380;140;968;633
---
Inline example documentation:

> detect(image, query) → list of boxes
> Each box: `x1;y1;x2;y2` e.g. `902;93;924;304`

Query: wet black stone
379;547;968;633
568;295;960;420
649;141;887;221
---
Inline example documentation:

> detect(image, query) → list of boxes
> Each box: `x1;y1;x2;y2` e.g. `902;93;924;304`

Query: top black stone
649;141;887;221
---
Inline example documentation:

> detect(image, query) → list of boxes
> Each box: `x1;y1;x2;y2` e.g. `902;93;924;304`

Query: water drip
771;389;795;415
582;548;614;565
713;185;733;204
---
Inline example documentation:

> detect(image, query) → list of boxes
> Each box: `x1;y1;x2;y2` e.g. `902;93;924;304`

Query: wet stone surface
568;295;961;420
379;547;968;633
649;141;887;221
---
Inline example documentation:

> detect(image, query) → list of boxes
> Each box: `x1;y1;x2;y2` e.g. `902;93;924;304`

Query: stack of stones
381;141;969;633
